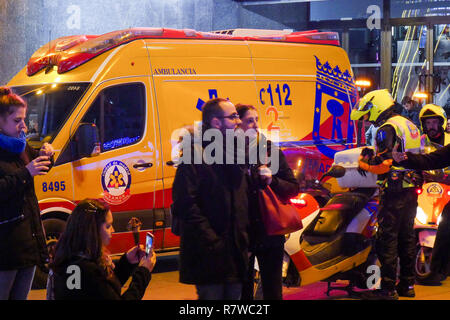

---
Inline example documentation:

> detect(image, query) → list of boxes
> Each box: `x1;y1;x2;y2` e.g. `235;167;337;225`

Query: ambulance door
146;39;257;248
57;77;161;253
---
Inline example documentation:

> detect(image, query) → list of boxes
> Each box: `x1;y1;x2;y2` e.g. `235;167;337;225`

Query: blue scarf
0;131;27;154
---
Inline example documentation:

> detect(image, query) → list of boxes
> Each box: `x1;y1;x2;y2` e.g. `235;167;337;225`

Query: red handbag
258;186;303;235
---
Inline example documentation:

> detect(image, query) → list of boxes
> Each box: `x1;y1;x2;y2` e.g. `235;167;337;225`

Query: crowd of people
0;87;156;300
0;87;300;301
0;84;449;301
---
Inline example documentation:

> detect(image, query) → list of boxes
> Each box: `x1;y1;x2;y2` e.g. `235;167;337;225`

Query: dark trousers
430;202;450;276
196;283;242;300
242;245;284;300
376;188;418;290
0;266;36;300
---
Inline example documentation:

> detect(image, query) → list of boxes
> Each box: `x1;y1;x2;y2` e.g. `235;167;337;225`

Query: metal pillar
380;0;391;91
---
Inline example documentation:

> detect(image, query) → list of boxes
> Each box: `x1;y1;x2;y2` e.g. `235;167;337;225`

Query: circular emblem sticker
406;121;419;139
101;160;131;205
426;183;443;197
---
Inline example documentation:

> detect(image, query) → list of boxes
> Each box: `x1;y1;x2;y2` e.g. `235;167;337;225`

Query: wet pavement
28;253;450;300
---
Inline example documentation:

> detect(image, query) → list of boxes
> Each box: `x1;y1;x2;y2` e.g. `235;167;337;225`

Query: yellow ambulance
7;27;358;258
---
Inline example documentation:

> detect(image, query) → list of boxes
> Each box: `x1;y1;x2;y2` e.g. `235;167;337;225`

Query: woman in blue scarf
0;86;54;300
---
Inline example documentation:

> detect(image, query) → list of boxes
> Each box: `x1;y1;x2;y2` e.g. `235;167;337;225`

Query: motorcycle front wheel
415;245;433;280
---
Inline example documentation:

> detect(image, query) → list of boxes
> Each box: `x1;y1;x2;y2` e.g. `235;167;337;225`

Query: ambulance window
81;83;146;152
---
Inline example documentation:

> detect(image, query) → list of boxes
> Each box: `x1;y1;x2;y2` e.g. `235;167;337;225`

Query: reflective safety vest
421;132;450;153
421;132;450;173
378;115;423;188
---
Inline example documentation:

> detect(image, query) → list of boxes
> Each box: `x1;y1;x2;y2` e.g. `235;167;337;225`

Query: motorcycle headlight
437;214;442;226
416;206;427;225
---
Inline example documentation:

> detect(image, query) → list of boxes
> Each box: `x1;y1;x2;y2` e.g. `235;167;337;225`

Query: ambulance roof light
55;35;90;52
26;28;340;76
75;28;164;55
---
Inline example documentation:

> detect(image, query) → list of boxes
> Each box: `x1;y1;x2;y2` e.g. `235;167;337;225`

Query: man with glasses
172;98;250;300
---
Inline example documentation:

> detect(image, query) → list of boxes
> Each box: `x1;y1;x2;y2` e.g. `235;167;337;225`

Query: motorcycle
253;147;381;298
282;163;379;296
415;181;449;280
278;151;448;297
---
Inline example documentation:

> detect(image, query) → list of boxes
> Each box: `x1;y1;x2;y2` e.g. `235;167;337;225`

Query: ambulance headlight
416;207;427;225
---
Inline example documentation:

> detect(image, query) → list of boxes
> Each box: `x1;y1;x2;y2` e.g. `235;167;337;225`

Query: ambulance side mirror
75;123;101;158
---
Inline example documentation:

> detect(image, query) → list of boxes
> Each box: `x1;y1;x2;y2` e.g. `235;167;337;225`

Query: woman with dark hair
236;104;299;300
50;199;156;300
0;86;53;300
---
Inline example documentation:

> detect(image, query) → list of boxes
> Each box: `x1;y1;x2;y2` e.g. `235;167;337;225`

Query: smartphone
145;232;154;256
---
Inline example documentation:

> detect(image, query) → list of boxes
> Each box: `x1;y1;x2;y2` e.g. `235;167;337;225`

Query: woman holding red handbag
236;104;299;300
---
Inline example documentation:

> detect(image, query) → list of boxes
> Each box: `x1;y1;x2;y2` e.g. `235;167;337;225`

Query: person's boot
396;284;415;298
360;289;399;300
417;273;444;286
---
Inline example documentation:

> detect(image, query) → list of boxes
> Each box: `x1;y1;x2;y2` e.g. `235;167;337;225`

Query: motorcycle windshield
11;83;90;149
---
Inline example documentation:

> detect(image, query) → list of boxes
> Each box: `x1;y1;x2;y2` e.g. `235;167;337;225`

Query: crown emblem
314;55;354;84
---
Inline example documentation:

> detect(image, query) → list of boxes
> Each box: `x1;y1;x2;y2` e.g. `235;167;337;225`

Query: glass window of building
310;0;383;21
391;0;450;18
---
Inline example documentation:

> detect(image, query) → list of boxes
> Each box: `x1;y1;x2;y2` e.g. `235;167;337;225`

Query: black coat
0;144;48;270
53;254;151;300
172;162;249;285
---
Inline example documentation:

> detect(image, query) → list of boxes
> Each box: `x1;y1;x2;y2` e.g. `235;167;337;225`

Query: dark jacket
172;160;249;285
401;108;421;130
0;144;48;270
53;254;150;300
246;143;300;250
401;143;450;170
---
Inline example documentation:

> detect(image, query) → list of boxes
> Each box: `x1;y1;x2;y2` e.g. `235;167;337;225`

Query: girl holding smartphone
49;199;156;300
0;86;54;300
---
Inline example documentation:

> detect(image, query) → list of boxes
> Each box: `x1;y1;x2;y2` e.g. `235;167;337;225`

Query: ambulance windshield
11;83;90;148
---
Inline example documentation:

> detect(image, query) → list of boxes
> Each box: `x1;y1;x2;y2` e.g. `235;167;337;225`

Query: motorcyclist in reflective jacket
393;125;450;286
351;89;423;300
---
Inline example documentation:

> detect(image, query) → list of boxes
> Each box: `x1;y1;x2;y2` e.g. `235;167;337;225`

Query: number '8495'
42;181;66;192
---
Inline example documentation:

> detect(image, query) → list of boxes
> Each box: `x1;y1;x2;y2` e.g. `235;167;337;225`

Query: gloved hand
357;148;374;177
411;172;424;187
360;147;375;159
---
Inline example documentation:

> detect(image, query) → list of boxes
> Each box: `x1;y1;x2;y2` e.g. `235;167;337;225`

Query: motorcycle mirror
320;165;346;182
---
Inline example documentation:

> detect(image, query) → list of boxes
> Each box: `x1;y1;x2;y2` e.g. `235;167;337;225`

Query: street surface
28;253;450;300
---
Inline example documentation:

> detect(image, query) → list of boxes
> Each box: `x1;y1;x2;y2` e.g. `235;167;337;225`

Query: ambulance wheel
415;245;433;281
32;219;67;289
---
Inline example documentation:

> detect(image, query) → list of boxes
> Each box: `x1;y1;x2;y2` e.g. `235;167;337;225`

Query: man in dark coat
172;98;249;300
393;143;450;286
